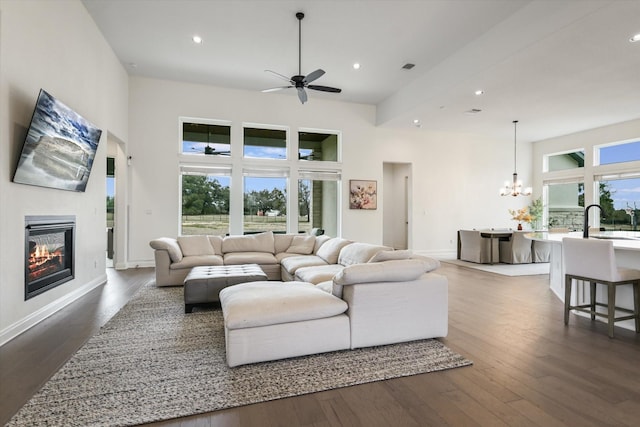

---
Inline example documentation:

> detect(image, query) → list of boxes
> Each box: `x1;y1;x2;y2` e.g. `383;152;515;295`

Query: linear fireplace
25;215;75;300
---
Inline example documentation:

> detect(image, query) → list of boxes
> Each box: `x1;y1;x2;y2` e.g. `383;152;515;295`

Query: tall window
243;175;287;234
595;177;640;231
181;172;230;236
298;171;340;236
545;181;584;230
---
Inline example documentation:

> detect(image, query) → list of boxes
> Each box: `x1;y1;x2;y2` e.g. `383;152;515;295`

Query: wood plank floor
1;263;639;426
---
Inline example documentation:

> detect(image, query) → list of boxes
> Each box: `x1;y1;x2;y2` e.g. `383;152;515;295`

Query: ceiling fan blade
297;87;308;104
261;86;293;93
265;69;293;83
303;69;325;84
307;85;342;93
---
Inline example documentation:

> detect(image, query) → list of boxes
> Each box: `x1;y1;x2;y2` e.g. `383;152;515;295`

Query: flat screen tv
13;89;102;192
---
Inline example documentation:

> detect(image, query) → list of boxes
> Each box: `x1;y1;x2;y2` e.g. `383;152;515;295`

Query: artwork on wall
349;180;377;210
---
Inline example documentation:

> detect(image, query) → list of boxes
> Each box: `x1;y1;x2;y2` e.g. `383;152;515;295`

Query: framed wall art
349;180;377;210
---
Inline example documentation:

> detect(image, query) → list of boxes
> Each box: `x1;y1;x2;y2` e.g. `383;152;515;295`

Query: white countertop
526;231;640;251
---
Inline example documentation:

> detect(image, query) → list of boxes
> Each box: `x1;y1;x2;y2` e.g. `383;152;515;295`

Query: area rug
8;283;472;427
441;258;550;276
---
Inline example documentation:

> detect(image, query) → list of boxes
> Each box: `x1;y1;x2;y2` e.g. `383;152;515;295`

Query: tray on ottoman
184;264;267;313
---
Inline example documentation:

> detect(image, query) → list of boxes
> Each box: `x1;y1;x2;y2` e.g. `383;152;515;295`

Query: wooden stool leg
564;275;572;325
608;284;616;338
590;281;596;321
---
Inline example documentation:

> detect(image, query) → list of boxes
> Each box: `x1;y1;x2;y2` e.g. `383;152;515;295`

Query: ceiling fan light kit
262;12;342;104
500;120;532;197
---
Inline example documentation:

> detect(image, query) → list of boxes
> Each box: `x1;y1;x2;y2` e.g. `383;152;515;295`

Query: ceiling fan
262;12;342;104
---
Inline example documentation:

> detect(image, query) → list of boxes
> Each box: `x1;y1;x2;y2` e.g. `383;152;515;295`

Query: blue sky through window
599;141;640;210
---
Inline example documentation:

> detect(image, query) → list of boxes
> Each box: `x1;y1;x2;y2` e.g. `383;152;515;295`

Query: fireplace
25;215;75;300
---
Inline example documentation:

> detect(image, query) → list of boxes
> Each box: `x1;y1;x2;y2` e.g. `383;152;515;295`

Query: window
298;170;340;236
243;127;287;159
544;150;584;172
545;181;584;230
182;121;231;156
298;131;338;162
594;176;640;231
596;140;640;165
179;119;342;236
181;170;230;236
243;175;287;234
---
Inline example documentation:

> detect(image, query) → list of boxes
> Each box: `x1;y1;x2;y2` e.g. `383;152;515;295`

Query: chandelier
500;120;532;197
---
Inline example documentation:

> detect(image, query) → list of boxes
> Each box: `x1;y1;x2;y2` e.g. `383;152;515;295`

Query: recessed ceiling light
413;119;420;124
353;63;361;70
192;35;203;44
475;90;484;96
630;33;640;43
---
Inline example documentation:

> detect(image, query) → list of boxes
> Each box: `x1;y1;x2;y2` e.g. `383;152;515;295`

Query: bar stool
562;237;640;338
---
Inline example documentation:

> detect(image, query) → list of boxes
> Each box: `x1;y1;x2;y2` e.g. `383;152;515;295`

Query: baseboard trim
0;274;107;347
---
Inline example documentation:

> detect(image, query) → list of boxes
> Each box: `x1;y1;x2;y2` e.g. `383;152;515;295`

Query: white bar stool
562;237;640;338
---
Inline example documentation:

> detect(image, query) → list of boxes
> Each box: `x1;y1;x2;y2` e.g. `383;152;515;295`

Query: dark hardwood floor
1;263;639;426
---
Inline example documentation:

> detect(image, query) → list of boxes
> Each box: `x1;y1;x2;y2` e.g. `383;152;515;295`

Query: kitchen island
526;231;640;332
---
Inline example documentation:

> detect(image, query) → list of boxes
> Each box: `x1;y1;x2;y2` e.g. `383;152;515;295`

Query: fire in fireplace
25;216;75;300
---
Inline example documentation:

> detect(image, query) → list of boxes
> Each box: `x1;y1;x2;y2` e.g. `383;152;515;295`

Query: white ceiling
82;0;640;143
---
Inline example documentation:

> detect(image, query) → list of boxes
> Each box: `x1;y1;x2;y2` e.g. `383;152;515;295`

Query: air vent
401;63;415;70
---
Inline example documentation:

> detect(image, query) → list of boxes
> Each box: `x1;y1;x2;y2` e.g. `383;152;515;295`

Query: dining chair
562;237;640;338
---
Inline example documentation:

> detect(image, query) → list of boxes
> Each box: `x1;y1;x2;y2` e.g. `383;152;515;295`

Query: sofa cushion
223;251;278;265
333;259;431;286
223;231;275;254
280;255;328;274
208;235;224;255
220;281;348;329
295;264;345;284
368;249;412;263
177;235;215;256
274;234;295;254
338;242;391;266
149;238;183;262
169;254;224;270
316;280;333;294
316;238;352;264
287;235;316;255
313;234;331;254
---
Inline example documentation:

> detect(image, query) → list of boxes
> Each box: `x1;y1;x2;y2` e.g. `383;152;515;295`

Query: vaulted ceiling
83;0;640;143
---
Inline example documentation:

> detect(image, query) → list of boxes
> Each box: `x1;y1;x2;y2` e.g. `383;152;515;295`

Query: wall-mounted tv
13;89;102;192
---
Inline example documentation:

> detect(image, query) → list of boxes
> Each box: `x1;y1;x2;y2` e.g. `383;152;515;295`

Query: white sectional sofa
149;231;449;367
149;231;390;286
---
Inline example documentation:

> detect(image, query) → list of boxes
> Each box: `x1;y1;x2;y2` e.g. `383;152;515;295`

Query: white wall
0;0;128;343
128;77;530;263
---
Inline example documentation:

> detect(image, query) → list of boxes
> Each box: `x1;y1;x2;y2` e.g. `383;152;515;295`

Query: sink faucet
583;204;602;238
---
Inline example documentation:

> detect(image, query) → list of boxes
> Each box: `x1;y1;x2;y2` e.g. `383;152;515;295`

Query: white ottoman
219;281;351;367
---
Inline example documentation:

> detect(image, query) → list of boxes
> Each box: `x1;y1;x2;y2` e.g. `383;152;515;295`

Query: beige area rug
440;258;550;276
8;283;472;427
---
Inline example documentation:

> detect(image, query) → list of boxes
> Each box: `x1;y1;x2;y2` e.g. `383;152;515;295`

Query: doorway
106;156;115;267
383;162;412;249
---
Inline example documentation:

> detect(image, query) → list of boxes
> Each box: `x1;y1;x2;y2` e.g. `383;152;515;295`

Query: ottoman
219;281;351;367
183;264;267;313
